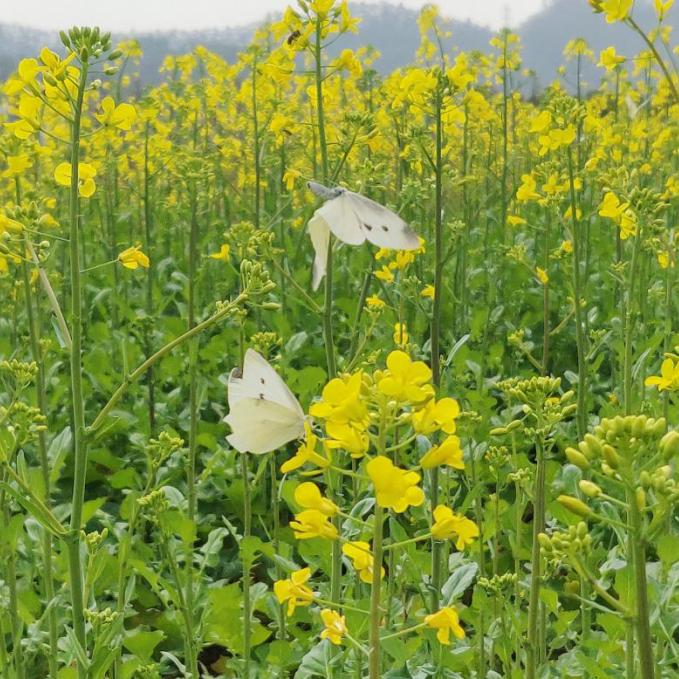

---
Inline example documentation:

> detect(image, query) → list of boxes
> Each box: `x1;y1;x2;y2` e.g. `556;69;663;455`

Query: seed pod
557;495;592;518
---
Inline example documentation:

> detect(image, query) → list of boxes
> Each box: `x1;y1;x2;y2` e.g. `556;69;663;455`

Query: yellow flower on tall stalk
290;509;338;540
274;568;314;616
117;245;150;270
600;0;633;23
95;96;137;130
342;541;384;583
54;162;97;198
377;350;432;403
420;435;465;470
319;609;347;645
598;46;625;71
645;358;679;391
208;244;230;261
366;455;425;512
424;607;465;644
309;372;368;427
411;397;460;435
281;423;329;473
431;505;479;549
294;482;339;516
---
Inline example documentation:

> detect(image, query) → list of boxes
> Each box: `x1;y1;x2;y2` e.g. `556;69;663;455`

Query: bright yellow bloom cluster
366;455;424;512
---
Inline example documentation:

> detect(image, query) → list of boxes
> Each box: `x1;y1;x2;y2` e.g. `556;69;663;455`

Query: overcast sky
0;1;550;33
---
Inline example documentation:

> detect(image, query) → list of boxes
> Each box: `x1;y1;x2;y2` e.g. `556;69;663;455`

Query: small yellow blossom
290;509;338;540
431;505;479;549
208;244;230;261
342;541;384;584
274;568;314;616
425;607;465;644
54;162;97;198
294;482;338;516
118;245;150;270
645;358;679;391
378;350;432;403
421;435;465;470
366;455;425;512
320;609;347;645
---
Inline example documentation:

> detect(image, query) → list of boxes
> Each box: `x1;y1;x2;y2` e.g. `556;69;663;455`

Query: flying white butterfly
224;349;305;454
307;181;420;290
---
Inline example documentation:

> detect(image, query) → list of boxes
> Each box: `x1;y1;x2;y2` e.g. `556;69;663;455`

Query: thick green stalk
623;231;643;415
21;254;59;679
566;148;587;439
429;84;444;610
65;59;91;677
368;504;384;679
628;492;655;679
1;478;24;679
526;438;546;679
184;168;200;677
241;454;252;678
143;123;156;435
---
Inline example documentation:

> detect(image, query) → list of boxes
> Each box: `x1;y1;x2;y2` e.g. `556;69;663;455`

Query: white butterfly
307;181;420;290
224;349;305;454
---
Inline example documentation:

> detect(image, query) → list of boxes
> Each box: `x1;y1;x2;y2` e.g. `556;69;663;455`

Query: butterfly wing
308;212;331;291
344;191;420;250
225;398;305;454
315;194;367;246
228;349;304;419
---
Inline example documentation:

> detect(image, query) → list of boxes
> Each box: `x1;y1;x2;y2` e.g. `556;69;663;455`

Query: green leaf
123;629;165;662
442;562;478;603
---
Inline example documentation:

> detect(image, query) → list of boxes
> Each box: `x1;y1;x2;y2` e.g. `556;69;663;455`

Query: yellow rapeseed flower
424;607;465;644
274;568;314;616
366;455;425;512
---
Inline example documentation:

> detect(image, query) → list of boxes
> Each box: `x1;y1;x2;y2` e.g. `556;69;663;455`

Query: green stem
1;476;25;679
368;504;384;679
65;58;90;678
21;251;58;679
629;491;655;679
184;145;200;677
241;454;252;678
429;83;444;612
566;147;587;438
526;437;546;679
623;229;643;414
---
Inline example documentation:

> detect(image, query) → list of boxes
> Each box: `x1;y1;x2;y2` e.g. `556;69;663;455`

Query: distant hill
0;0;676;92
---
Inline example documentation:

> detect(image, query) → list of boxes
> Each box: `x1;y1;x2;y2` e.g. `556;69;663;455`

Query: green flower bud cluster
478;572;518;594
146;431;185;471
134;665;162;679
84;607;120;628
539;521;591;559
485;445;510;472
250;331;282;357
137;489;170;522
84;528;109;554
240;259;277;298
61;26;115;64
1;359;38;386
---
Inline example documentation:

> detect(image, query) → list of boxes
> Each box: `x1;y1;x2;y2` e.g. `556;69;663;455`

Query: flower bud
602;444;620;468
636;488;646;511
566;447;590;469
579;480;602;498
659;430;679;460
